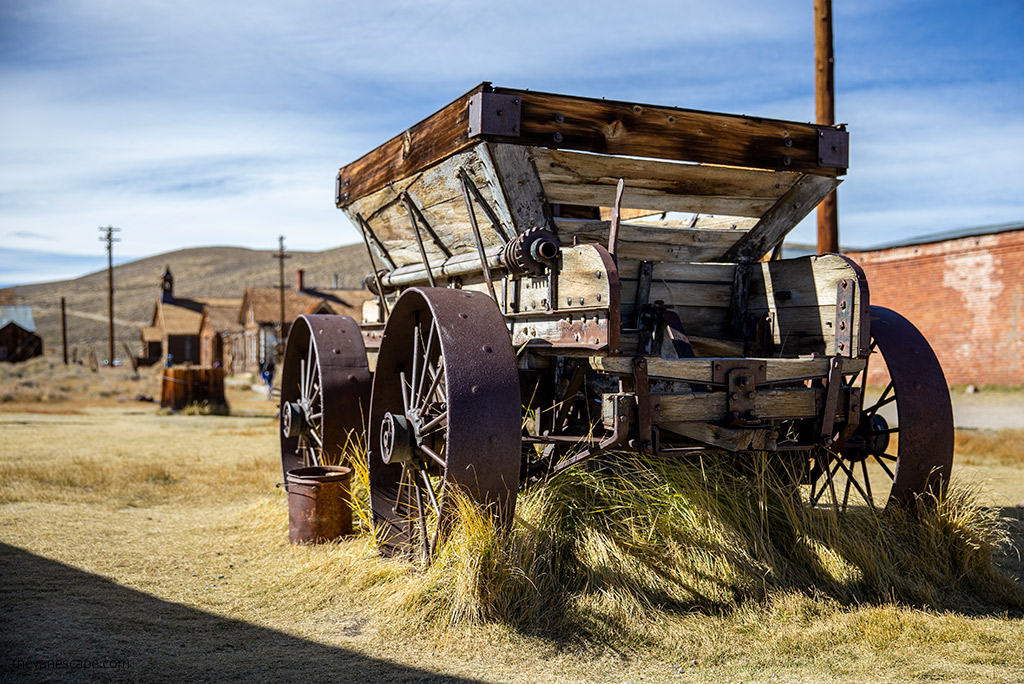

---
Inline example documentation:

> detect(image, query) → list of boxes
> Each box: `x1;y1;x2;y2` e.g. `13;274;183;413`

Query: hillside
4;244;371;360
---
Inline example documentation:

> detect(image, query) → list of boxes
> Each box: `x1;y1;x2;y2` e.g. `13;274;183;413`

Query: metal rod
608;178;625;263
815;0;839;253
459;168;513;243
356;213;390;318
355;212;396;271
403;193;453;258
379;247;505;289
458;170;499;301
402;196;437;287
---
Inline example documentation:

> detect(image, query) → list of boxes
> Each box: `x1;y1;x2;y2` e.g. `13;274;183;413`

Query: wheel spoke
418;443;447;469
864;381;894;416
419;364;446;415
399;371;410;415
872;452;896;479
411;320;421;408
420;410;448;434
861;459;874;503
419;466;441;517
413;474;431;563
842;473;852;511
415;319;437;412
834;456;874;509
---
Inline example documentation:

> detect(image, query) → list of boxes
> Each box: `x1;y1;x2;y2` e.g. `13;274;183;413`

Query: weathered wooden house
142;267;242;368
231;270;372;374
0;305;43;363
199;298;243;370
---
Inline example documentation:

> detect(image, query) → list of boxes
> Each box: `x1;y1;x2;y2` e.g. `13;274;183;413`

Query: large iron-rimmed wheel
807;306;954;511
368;288;521;562
280;315;371;480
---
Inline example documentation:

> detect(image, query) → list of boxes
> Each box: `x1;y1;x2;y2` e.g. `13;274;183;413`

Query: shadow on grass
0;543;481;683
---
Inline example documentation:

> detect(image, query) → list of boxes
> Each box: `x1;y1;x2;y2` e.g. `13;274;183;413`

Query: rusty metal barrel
284;466;353;544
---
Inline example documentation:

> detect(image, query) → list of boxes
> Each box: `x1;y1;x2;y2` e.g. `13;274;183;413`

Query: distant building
142;267;241;368
231;269;372;375
844;222;1024;386
0;305;43;363
199;298;243;370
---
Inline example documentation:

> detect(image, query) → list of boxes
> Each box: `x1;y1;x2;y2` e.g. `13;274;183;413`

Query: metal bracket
835;278;855;357
819;356;844;445
817;127;849;168
468;92;522;138
711;360;766;424
632;357;653;453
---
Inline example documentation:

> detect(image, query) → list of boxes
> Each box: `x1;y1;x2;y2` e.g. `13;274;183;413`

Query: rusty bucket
284;465;353;544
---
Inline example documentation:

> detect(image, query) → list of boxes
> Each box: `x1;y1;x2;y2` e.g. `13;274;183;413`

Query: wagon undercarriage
280;84;954;562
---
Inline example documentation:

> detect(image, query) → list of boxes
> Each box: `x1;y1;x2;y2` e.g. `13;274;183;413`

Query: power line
98;225;121;364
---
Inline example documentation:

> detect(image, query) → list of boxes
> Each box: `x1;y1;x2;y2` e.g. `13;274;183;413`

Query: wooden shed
0;306;43;363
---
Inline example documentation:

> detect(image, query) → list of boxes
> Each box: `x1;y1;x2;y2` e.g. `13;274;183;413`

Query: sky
1;0;1022;286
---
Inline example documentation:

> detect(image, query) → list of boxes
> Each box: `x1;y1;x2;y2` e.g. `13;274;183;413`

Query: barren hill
5;244;370;360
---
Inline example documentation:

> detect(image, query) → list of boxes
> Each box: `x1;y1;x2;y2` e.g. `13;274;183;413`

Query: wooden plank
720;174;838;263
485;143;554;234
336;84;847;207
660;422;776;451
489;87;844;176
555;218;746;263
651;388;821;423
337;84;484;208
534;148;799;217
591;356;865;384
341;145;513;269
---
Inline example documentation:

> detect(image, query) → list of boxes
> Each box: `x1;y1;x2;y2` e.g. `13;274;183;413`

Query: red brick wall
844;229;1024;386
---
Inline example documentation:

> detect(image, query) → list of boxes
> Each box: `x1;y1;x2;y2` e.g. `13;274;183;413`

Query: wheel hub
282;401;307;439
380;412;415;464
866;413;890;454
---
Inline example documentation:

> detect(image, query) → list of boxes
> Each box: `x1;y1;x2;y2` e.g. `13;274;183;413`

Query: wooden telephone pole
98;226;121;365
272;235;290;362
815;0;839;254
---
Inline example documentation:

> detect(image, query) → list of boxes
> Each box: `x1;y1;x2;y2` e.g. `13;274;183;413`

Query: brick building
844;222;1024;386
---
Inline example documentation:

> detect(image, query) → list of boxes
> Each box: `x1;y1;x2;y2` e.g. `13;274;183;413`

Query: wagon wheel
807;306;954;511
279;315;371;480
368;288;521;562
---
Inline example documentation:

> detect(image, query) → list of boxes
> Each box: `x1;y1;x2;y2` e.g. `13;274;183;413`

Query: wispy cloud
1;0;1021;283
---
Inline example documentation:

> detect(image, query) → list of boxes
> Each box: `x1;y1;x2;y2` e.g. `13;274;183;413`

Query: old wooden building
231;269;372;375
0;305;43;363
199;298;243;369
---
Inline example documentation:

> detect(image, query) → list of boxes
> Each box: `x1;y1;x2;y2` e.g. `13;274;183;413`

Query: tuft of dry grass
342;452;1022;654
956;428;1024;466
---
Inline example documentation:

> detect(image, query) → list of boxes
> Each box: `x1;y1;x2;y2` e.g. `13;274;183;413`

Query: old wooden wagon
279;84;954;561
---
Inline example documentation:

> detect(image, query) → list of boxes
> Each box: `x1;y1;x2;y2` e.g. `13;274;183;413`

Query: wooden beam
533;148;799;217
719;174;837;263
336;83;848;208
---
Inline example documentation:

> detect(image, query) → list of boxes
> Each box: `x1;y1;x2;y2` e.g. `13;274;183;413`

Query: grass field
1;360;1022;682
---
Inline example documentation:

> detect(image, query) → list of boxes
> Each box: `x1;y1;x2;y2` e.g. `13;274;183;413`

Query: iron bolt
747;392;755;399
554;113;564;123
784;138;793;147
553;132;563;143
782;156;792;165
731;392;739;400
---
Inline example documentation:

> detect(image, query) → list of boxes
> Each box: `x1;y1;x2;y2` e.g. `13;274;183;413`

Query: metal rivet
782;156;792;165
784;138;793;147
482;345;492;353
553;132;563;143
747;392;755;399
554;113;564;123
596;294;602;302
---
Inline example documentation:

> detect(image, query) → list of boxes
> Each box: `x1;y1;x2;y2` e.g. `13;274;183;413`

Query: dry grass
956;428;1024;466
1;402;1023;682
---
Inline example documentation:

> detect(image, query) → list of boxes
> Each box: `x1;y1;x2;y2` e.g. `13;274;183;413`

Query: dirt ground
1;371;1022;682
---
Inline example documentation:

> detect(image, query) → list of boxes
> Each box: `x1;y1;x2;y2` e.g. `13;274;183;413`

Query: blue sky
2;0;1022;286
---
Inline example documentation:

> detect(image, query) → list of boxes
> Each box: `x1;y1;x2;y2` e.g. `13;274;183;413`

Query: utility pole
815;0;839;254
61;297;68;365
272;235;290;362
98;226;121;365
